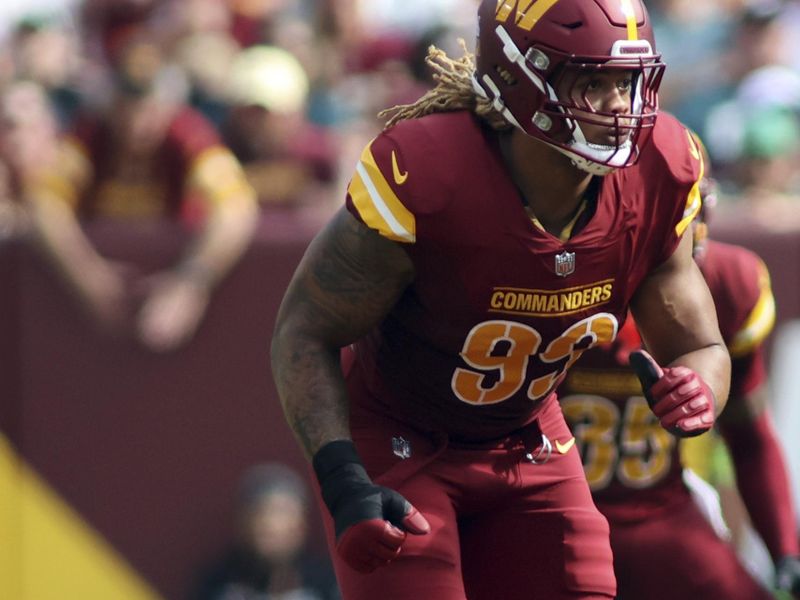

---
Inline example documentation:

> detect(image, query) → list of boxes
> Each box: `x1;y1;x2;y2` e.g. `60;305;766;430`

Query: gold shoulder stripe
675;131;704;237
347;143;416;243
729;261;776;358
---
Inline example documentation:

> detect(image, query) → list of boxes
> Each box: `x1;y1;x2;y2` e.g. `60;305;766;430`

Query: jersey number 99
451;313;618;405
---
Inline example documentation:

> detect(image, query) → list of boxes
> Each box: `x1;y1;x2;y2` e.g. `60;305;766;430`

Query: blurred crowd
0;0;479;352
1;0;799;218
0;0;476;219
1;0;799;351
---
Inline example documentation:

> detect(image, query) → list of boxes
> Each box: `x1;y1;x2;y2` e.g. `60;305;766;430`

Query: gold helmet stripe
619;0;639;41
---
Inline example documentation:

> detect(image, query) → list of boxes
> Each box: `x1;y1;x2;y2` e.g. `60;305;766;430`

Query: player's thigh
611;504;772;600
460;458;615;600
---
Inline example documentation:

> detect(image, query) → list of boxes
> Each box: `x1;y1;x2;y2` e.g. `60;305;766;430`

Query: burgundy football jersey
558;239;775;522
344;110;702;443
70;107;222;219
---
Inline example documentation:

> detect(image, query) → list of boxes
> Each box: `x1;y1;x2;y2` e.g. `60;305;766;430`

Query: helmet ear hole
495;66;517;86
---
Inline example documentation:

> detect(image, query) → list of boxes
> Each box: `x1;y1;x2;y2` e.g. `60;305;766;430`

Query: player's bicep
631;231;723;365
275;207;414;348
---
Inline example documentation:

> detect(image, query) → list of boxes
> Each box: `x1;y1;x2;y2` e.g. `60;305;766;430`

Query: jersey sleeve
650;118;705;266
705;243;776;396
345;119;449;244
727;257;775;396
727;257;775;358
345;134;418;243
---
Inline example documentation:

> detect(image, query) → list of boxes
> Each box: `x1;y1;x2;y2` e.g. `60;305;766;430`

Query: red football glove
313;440;430;573
629;350;716;437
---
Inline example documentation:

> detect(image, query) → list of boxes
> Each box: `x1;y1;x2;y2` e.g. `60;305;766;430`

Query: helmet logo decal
495;0;561;32
619;0;639;40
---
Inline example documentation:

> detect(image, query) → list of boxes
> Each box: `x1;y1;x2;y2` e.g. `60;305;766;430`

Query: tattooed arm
271;208;415;459
271;208;430;571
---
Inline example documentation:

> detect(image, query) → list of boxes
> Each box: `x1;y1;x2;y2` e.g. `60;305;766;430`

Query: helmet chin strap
560;119;634;175
552;144;617;176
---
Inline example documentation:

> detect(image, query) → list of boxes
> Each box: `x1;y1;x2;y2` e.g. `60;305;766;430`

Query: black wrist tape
312;441;376;536
312;440;363;482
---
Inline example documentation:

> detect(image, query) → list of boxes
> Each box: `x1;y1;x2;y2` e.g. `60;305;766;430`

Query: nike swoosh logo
555;437;576;454
391;150;408;185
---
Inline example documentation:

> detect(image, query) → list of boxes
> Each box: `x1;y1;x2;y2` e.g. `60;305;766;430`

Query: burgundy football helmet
473;0;665;174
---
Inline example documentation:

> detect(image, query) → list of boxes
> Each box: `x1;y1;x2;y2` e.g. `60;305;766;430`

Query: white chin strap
553;139;634;176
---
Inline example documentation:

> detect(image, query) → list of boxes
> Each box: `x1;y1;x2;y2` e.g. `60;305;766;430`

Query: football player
558;149;800;598
271;1;730;598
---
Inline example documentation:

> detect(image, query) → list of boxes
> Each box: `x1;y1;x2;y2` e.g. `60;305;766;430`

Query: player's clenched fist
629;350;716;437
313;440;430;573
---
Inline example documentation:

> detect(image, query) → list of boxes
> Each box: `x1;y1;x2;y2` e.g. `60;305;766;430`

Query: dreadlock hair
378;40;511;132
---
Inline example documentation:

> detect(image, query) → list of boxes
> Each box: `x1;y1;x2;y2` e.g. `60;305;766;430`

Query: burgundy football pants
609;497;773;599
316;394;616;600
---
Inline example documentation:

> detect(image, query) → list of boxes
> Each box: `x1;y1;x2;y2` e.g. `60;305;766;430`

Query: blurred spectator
174;30;242;127
26;10;258;352
702;51;800;228
708;104;800;230
649;0;740;133
223;45;336;207
229;0;298;48
0;80;54;237
170;0;233;38
725;1;796;93
191;463;340;600
8;17;83;126
735;107;800;197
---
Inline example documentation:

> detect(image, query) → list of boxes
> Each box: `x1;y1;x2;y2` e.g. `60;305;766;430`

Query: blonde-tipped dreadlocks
378;40;511;132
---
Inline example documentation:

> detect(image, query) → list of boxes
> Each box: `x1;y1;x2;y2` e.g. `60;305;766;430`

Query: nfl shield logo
392;436;412;459
554;251;576;277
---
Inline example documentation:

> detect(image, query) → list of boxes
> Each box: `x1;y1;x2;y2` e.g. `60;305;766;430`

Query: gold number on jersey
561;395;619;489
618;398;675;488
529;314;617;400
452;321;542;404
451;314;617;405
560;395;676;490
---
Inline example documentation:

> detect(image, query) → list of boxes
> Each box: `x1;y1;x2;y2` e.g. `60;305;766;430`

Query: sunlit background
1;1;799;599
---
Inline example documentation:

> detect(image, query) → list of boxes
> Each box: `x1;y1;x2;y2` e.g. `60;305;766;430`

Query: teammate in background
558;148;800;599
271;1;730;599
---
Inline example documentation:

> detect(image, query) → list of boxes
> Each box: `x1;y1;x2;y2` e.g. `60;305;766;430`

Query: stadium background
2;1;800;598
